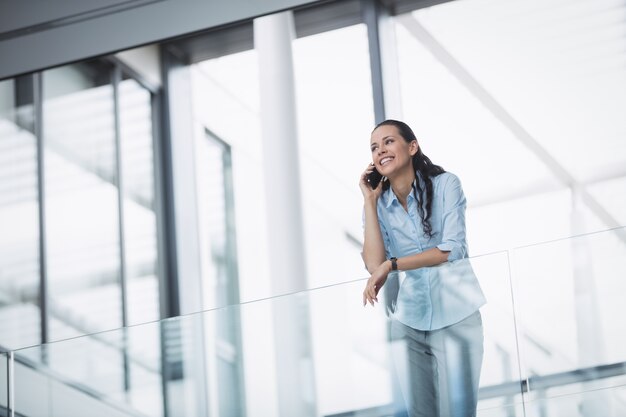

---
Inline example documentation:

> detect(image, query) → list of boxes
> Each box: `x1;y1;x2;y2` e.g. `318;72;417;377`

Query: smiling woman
360;119;486;417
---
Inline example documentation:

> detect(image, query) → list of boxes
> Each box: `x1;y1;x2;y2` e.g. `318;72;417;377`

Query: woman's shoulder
433;170;460;185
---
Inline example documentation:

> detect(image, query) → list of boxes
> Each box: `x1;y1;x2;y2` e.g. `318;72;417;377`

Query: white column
254;11;317;417
379;14;403;120
254;11;307;295
167;63;204;315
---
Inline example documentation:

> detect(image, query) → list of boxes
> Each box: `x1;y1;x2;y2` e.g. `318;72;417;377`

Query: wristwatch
389;257;398;271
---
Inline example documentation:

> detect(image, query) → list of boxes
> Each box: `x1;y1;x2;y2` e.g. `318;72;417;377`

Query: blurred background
0;0;625;416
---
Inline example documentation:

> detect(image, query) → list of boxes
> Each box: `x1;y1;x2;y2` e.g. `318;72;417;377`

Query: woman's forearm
362;199;386;273
395;247;450;271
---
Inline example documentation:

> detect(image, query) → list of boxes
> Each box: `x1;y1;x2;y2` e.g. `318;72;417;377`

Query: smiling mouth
379;157;394;166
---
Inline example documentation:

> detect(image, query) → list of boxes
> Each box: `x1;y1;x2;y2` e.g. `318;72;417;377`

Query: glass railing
511;226;626;410
523;384;626;416
2;226;625;417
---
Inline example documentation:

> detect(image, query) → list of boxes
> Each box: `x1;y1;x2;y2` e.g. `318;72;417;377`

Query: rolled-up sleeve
379;218;392;259
436;174;468;262
362;206;392;259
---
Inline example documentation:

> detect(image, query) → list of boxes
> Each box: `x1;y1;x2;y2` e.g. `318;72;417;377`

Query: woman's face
370;125;417;179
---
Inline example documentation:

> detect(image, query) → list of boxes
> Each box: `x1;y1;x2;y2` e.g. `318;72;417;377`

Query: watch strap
390;257;398;271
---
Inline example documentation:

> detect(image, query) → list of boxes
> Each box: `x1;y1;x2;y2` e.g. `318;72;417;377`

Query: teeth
380;157;393;165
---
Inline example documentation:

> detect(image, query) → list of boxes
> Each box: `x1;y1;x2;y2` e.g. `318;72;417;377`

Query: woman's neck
389;169;416;207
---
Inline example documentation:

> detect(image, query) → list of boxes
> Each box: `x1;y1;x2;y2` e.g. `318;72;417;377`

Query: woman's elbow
361;253;382;274
436;241;465;262
362;257;378;274
365;264;378;275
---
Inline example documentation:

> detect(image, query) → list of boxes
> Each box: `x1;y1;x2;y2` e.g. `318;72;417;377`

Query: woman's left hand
363;261;392;306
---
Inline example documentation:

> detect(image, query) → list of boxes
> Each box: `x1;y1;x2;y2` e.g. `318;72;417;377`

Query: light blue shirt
365;171;486;330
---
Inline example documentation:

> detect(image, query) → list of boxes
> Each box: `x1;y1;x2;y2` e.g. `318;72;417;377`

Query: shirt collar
384;179;419;208
384;187;397;208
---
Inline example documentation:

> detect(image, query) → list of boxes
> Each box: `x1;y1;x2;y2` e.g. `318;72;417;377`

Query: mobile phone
367;167;383;189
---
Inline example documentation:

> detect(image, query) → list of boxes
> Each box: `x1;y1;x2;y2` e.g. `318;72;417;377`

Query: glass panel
118;77;160;325
11;250;520;417
513;227;626;401
0;76;42;350
12;328;162;417
292;23;376;288
478;403;526;417
525;384;626;417
472;252;525;412
43;61;123;341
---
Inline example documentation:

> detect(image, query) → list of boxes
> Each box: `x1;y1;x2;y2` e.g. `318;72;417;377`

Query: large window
43;61;123;340
0;58;162;349
392;0;626;254
0;77;41;350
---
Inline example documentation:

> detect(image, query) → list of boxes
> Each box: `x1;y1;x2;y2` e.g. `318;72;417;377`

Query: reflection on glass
0;77;41;350
43;61;123;340
118;77;160;326
513;227;626;405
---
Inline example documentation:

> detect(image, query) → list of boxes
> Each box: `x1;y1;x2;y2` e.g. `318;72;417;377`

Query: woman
360;120;486;417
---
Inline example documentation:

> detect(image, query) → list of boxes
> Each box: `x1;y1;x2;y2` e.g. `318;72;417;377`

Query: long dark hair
374;119;445;238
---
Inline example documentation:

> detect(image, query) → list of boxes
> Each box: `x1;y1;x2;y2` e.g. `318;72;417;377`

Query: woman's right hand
359;163;384;201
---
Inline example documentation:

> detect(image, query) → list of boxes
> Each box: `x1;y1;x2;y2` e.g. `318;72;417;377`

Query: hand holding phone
367;166;383;189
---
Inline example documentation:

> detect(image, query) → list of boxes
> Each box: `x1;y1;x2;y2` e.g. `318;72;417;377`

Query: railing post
7;352;14;417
